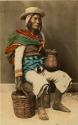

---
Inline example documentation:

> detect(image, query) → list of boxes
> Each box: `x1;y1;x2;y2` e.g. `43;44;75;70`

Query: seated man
5;7;72;120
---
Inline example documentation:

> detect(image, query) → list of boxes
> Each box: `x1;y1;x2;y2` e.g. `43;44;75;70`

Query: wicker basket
11;91;36;118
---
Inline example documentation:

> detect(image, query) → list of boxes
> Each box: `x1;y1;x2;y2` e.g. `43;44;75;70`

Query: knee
25;71;37;81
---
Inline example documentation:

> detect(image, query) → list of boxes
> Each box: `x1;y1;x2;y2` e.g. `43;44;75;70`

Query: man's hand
16;76;23;91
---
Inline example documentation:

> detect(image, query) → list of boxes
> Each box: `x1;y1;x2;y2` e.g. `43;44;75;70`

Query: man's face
30;14;42;30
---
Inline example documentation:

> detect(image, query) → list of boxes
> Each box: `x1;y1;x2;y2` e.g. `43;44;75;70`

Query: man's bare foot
38;107;49;120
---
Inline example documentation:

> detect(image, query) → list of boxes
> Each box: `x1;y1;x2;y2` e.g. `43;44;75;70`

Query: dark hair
26;13;42;34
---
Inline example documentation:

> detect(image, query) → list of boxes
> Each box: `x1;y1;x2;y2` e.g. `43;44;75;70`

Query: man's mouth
34;25;39;29
35;25;39;27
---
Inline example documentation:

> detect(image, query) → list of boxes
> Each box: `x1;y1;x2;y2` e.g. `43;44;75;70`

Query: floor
0;84;78;125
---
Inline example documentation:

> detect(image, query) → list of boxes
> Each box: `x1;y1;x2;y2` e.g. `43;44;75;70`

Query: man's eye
35;18;37;20
34;18;41;21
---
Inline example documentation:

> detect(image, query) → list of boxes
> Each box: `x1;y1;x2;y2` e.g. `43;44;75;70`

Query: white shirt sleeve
14;45;25;77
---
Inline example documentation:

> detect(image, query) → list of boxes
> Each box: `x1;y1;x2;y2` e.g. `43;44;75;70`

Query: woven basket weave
11;91;36;118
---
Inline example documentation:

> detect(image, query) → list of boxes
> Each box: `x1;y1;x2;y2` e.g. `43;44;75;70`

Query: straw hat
20;7;45;20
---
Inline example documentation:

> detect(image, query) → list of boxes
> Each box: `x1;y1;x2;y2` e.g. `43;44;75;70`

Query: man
5;7;72;120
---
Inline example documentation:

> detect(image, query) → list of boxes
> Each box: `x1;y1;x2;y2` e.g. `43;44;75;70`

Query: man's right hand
16;76;23;91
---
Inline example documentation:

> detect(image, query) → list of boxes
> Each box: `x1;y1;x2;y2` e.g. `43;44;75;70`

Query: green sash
7;32;40;46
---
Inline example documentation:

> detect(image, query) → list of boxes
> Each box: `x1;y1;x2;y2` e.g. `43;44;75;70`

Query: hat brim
20;12;45;20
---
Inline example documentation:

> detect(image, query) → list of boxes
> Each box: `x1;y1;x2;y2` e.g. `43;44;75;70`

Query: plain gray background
0;1;78;83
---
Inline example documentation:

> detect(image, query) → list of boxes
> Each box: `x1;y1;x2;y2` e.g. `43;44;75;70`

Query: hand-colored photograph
0;1;78;125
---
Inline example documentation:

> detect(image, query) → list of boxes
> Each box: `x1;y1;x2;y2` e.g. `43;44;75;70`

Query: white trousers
25;70;72;95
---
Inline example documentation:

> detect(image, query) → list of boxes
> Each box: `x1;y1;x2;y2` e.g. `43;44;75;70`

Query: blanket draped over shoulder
5;29;41;64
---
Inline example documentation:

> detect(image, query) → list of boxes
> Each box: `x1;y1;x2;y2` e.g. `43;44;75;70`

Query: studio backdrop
0;1;78;83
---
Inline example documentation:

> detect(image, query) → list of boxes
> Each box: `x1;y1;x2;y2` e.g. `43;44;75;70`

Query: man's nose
36;19;40;24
